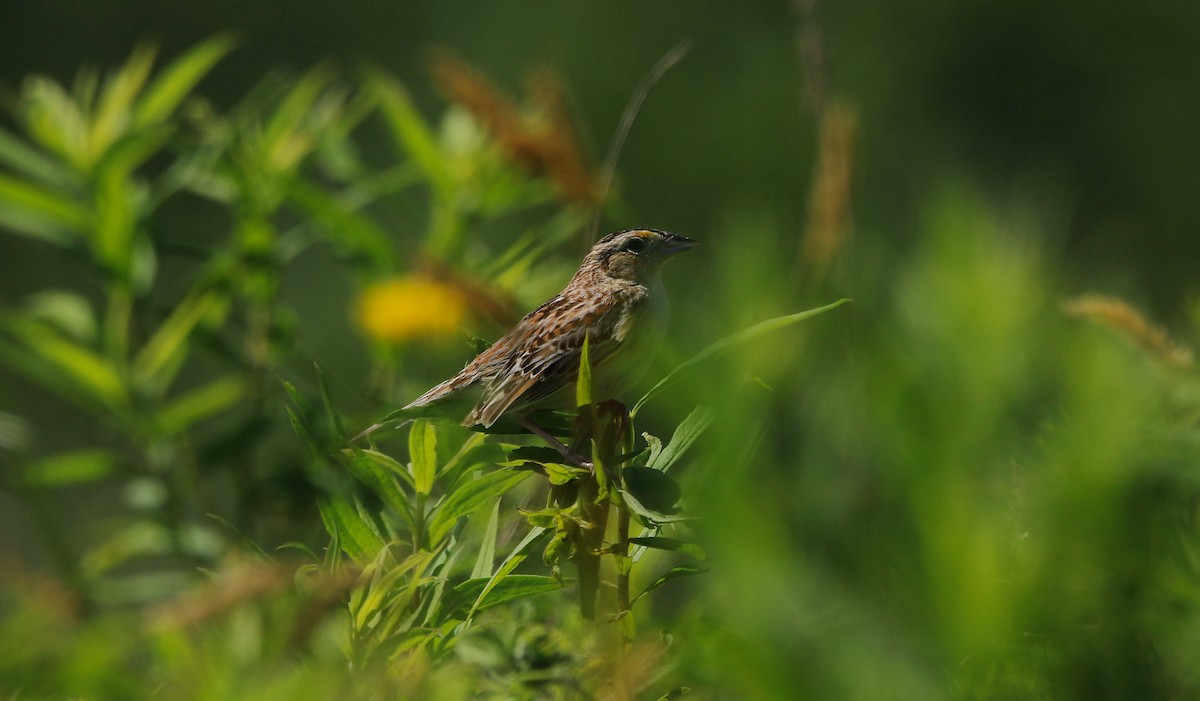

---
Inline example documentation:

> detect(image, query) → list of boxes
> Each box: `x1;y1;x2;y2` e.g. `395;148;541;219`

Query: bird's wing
468;290;628;427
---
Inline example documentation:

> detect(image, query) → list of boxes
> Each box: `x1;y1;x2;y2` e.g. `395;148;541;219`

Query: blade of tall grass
631;298;851;415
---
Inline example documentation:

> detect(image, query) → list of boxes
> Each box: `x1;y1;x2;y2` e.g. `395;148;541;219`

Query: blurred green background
3;1;1200;698
5;0;1200;306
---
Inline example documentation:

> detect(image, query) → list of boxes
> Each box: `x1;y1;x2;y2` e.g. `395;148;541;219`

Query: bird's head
582;228;698;284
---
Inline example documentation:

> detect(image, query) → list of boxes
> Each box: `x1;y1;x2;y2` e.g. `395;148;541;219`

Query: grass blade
632;298;851;415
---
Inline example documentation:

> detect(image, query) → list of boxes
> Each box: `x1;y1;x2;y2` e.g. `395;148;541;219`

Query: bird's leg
519;416;594;470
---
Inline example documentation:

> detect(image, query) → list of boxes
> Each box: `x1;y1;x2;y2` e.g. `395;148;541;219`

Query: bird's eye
623;237;647;254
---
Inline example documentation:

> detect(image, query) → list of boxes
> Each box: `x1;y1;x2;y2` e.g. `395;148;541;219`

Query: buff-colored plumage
405;228;697;428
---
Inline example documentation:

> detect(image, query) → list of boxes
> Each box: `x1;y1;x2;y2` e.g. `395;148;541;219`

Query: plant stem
616;495;630;616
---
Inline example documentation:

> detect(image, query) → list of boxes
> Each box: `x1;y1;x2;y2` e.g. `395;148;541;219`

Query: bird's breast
594;284;668;399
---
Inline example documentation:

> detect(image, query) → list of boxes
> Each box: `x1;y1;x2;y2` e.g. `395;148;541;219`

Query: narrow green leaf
370;73;450;196
620;487;691;528
23;290;96;342
92;173;137;275
0;173;87;231
24;449;114;486
318;497;386;562
648;406;713;473
628;536;709;561
409;420;437;496
315;363;346;441
133;35;236;128
342;448;416;530
359;448;416;491
262;67;335;173
641;432;664;467
157;376;245;435
428;469;530;544
131;288;224;389
623;465;681;513
455;574;565;616
286;179;393;273
1;319;126;408
504;445;568;465
421;541;463;628
631;565;707;606
0;126;74;186
0;206;77;246
471;499;502;579
632;298;851;415
86;45;157;168
285;405;319;453
576;333;593;408
22;76;88;168
206;512;272;561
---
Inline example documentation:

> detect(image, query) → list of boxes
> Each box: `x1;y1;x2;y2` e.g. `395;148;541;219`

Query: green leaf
92;173;138;275
318;496;386;562
648;406;713;473
617;609;637;641
0;126;74;186
501;446;588;485
24;449;115;486
631;565;707;606
370;73;450;197
133;35;236;128
262;67;336;172
0;319;126;409
361;448;415;492
641;432;664;467
23;290;96;342
622;466;682;514
132;288;226;390
206;512;272;561
632;298;851;415
471;499;502;579
409;420;438;496
503;445;566;465
428;469;530;544
621;493;689;526
342;448;416;530
0;172;87;233
88;44;156;166
315;363;346;441
453;574;566;616
286;179;393;273
0;206;77;246
22;76;88;168
628;537;708;561
577;333;593;408
157;376;245;435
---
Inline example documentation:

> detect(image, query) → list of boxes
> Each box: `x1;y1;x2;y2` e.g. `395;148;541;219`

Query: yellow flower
356;276;469;343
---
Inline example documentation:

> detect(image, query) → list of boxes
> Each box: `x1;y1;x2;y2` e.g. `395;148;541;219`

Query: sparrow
404;228;697;460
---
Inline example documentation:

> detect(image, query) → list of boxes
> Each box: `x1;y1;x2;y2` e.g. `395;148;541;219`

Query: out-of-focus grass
677;189;1200;699
3;39;1200;701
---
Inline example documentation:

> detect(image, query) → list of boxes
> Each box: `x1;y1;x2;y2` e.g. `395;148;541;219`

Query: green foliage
5;34;1200;701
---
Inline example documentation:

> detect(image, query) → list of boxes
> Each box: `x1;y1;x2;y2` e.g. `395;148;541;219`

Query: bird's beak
662;232;699;255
